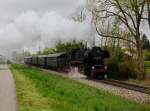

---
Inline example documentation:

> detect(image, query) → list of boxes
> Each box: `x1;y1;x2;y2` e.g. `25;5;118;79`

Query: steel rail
93;79;150;95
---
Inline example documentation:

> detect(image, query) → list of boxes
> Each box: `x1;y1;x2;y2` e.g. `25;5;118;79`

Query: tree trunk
135;21;146;80
136;43;145;80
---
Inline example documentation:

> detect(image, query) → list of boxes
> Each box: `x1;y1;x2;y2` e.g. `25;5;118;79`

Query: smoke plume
0;10;93;56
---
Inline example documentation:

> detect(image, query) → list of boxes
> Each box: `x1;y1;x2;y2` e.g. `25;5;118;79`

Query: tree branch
94;20;136;45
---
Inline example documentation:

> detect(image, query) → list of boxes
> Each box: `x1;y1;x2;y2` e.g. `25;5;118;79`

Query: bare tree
90;0;146;79
69;6;87;22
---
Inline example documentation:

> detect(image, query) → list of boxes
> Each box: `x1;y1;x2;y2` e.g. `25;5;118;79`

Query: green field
10;64;150;111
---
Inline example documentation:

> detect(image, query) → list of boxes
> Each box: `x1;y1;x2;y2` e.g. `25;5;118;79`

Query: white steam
0;10;93;56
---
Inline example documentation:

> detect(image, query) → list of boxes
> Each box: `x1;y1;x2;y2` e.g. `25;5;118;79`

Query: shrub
106;57;137;79
106;57;119;78
118;61;137;79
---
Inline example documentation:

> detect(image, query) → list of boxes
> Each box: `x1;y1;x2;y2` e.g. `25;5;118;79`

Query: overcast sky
0;0;96;56
0;0;149;57
0;0;85;26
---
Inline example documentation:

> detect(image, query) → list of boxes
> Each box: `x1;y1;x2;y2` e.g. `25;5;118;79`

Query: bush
118;61;137;79
106;57;119;78
118;62;130;79
106;57;137;79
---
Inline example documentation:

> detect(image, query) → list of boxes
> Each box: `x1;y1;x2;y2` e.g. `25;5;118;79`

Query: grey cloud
0;10;93;56
0;0;85;26
0;0;90;56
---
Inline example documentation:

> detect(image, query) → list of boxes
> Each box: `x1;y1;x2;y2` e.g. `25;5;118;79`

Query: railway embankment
42;68;150;104
10;64;150;111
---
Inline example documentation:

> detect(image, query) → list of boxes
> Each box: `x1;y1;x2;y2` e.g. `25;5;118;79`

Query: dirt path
0;65;17;111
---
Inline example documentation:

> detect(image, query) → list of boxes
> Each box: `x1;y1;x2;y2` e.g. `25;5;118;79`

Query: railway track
93;79;150;95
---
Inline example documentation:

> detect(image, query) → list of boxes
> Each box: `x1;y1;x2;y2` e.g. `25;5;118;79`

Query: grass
10;64;150;111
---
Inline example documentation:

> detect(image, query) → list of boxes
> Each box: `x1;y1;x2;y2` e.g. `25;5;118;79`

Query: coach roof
46;52;66;57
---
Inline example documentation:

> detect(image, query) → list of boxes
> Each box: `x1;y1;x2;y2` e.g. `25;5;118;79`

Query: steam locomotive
24;46;109;79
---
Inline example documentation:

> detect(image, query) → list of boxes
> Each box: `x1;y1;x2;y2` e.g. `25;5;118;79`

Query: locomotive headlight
92;66;95;70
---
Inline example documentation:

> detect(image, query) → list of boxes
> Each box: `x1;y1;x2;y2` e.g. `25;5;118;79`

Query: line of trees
41;40;87;55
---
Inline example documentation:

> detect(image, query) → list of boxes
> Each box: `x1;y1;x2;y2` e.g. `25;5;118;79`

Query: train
24;46;109;79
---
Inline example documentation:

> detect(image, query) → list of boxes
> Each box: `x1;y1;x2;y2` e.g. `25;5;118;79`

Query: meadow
10;64;150;111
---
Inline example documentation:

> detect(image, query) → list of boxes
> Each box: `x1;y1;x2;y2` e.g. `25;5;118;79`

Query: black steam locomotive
24;47;109;79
